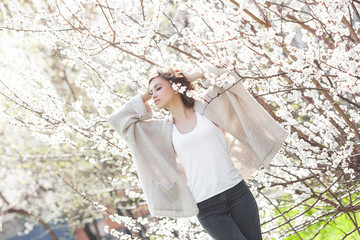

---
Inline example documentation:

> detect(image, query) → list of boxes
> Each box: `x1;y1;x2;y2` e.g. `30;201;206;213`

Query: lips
155;99;160;104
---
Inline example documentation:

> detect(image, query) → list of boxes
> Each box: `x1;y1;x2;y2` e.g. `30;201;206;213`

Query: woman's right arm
107;92;153;139
142;91;151;102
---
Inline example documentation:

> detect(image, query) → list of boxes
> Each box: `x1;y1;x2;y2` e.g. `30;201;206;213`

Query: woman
107;63;288;240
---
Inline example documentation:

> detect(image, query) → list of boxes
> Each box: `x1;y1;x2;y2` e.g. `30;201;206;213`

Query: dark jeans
196;180;263;240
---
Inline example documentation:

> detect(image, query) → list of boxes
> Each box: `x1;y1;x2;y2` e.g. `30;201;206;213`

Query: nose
152;91;158;99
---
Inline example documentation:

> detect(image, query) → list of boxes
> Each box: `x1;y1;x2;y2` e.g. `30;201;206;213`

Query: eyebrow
149;83;161;93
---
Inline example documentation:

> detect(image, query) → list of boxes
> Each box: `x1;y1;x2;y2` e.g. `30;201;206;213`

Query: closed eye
150;87;162;96
149;83;161;96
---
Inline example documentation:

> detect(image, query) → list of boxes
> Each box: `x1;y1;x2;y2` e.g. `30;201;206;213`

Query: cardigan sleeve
198;63;289;171
221;77;289;169
107;93;153;139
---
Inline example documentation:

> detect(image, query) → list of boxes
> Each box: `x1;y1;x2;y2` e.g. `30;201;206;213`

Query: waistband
196;179;246;205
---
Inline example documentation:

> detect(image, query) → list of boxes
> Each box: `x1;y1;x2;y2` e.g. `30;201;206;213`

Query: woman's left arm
180;63;229;86
181;70;205;83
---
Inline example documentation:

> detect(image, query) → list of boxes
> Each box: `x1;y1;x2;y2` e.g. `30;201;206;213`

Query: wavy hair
148;69;197;109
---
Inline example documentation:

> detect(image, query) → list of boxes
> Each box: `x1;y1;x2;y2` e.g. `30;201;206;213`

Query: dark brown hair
148;69;197;109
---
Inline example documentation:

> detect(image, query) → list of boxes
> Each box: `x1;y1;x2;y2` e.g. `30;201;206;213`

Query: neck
167;96;194;123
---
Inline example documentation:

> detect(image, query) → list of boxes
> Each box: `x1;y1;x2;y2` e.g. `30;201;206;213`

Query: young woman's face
148;77;177;109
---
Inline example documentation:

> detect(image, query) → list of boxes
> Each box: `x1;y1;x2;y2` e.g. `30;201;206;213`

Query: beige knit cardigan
107;67;288;218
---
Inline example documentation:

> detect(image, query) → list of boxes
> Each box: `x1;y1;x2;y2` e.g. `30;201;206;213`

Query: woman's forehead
149;76;166;88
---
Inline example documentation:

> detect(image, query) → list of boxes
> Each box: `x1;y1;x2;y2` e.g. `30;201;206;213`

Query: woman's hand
173;69;184;78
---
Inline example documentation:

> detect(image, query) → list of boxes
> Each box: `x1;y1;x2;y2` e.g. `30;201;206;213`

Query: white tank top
172;111;243;203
